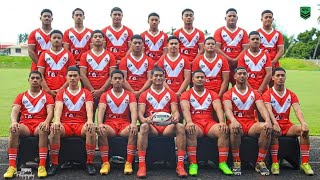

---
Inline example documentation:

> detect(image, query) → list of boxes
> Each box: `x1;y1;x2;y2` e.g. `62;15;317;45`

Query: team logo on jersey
300;6;311;20
70;35;75;39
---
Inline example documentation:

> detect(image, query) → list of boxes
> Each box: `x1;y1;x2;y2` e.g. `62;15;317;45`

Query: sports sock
39;147;48;166
8;148;18;168
50;144;60;165
86;144;95;164
232;149;240;162
177;150;185;167
257;148;268;162
138;151;146;167
126;145;136;163
270;144;279;163
301;144;310;164
99;146;109;163
187;146;197;164
218;147;229;163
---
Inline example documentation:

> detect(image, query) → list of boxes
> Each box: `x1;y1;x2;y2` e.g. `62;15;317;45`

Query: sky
0;0;319;44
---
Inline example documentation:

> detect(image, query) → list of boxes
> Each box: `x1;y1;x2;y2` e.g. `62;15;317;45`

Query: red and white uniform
263;87;298;135
63;27;93;63
223;86;262;134
37;48;75;90
214;26;248;59
174;28;205;62
79;49;116;90
141;30;168;63
156;54;191;93
102;25;133;60
192;53;229;93
28;28;52;71
257;28;284;67
119;53;153;91
139;87;177;134
238;49;272;91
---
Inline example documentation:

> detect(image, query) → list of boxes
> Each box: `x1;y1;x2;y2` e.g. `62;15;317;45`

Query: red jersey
192;53;229;93
180;88;219;121
79;49;117;90
173;28;205;62
141;30;168;62
13;90;54;123
257;28;284;62
56;88;93;123
223;86;262;121
119;53;153;91
156;54;191;93
102;25;133;60
38;48;75;90
28;28;52;70
263;87;299;123
237;49;272;90
63;27;93;62
99;89;136;122
139;87;177;117
214;26;249;59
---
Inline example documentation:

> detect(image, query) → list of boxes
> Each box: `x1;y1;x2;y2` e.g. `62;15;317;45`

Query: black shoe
86;164;96;175
47;164;59;176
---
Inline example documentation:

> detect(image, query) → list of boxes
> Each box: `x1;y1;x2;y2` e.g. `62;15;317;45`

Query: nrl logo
300;6;311;20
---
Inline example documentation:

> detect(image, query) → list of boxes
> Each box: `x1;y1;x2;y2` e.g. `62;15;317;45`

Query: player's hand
85;121;95;133
10;122;19;133
48;90;57;97
128;123;138;135
272;123;281;138
51;122;61;135
175;92;181;99
263;122;273;137
39;122;50;132
230;121;242;136
170;115;179;124
218;123;229;134
301;123;309;139
271;60;277;67
145;114;154;124
186;122;196;135
134;91;141;99
92;89;103;99
97;124;107;136
257;88;264;94
227;58;237;67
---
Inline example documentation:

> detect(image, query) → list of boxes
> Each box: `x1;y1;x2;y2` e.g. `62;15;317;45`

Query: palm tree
204;30;211;37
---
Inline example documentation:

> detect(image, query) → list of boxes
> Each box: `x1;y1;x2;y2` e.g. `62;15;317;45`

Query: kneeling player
97;69;138;175
223;67;273;176
4;71;54;178
180;70;232;176
263;67;314;175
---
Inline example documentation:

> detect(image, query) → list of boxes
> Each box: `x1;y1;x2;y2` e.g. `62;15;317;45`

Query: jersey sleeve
262;90;271;103
79;52;88;68
221;56;230;72
156;57;164;69
170;91;178;104
163;33;169;48
184;58;191;71
118;57;127;71
37;52;46;68
222;90;232;102
213;28;222;44
199;30;205;44
129;92;137;103
13;93;23;107
253;90;262;101
55;91;64;102
84;89;93;102
127;28;134;42
242;30;249;45
277;31;284;46
68;52;76;66
28;30;36;45
191;57;200;72
138;91;147;104
99;92;107;104
109;53;117;67
46;93;55;105
209;90;220;102
63;30;70;44
180;91;190;102
291;91;300;104
147;57;153;71
265;52;272;68
237;52;245;67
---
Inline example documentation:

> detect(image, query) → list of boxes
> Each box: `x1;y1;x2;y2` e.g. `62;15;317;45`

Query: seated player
222;67;273;176
3;71;54;178
47;66;97;176
136;66;187;178
263;67;314;175
180;70;232;176
97;69;138;175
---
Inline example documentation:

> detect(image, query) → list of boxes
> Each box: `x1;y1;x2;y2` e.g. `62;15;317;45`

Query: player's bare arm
28;45;39;64
10;105;21;133
129;102;138;135
213;99;229;134
136;71;152;96
85;101;95;133
256;100;273;136
292;103;309;138
39;104;54;132
176;70;191;97
170;102;180;124
97;66;117;94
215;43;235;65
272;45;284;66
180;100;195;134
194;43;204;59
63;43;70;51
97;103;107;135
122;70;135;92
218;72;229;98
38;67;56;97
235;44;249;61
52;101;63;134
80;67;95;92
264;103;281;137
223;100;241;135
258;67;272;94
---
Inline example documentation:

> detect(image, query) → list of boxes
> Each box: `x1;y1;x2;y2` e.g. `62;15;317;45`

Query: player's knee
175;123;185;133
139;123;150;134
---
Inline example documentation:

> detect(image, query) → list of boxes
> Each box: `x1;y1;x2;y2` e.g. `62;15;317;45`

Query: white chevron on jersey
106;94;129;114
231;91;255;110
127;58;148;75
35;32;51;49
221;29;244;46
22;94;46;113
190;92;212;110
44;52;69;70
68;31;91;48
199;59;222;77
86;53;110;70
146;92;171;110
163;59;184;77
270;94;292;114
244;51;267;71
259;31;279;48
179;31;199;48
106;29;128;46
145;34;165;51
63;92;86;111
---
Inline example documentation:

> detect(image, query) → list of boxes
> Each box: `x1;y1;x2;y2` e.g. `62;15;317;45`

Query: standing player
214;8;249;85
3;71;54;179
155;36;191;97
223;67;273;176
238;31;272;94
47;66;97;176
263;67;314;175
180;70;232;176
63;8;93;65
136;67;187;178
174;8;205;63
102;7;134;65
119;35;153;99
37;30;75;97
97;69;138;175
192;37;230;98
141;12;168;64
28;9;53;71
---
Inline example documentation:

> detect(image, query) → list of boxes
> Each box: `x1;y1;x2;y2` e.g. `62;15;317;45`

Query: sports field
0;57;319;136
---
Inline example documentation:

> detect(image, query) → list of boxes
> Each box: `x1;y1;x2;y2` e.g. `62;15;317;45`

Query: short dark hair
111;7;122;14
110;69;124;78
41;9;52;16
248;31;260;38
72;8;84;16
67;66;80;75
50;30;63;37
29;70;42;78
204;37;216;44
92;30;104;38
261;10;273;17
148;12;159;20
151;66;165;76
226;8;237;14
192;69;206;77
234;66;247;73
272;67;286;76
167;35;179;43
131;34;143;41
182;8;194;16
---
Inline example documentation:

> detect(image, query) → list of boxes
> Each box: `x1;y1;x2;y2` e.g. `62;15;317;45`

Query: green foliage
17;33;29;44
0;56;32;69
280;58;320;71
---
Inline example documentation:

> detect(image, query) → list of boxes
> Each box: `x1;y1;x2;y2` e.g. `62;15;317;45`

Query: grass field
0;57;319;136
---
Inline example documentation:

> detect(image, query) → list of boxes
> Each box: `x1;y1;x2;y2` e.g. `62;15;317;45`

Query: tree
313;16;320;59
166;27;176;35
17;33;29;44
204;30;211;37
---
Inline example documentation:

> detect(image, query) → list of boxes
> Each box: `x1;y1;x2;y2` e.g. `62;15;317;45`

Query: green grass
280;58;320;71
0;56;32;69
